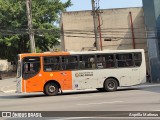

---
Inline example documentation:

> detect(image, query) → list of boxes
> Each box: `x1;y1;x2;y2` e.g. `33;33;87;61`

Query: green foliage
0;0;71;61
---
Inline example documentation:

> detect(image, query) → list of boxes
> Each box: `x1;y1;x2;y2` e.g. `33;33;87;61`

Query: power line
0;27;160;37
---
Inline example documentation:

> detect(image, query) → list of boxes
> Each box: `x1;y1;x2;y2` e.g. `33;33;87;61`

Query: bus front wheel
44;82;59;96
104;78;118;92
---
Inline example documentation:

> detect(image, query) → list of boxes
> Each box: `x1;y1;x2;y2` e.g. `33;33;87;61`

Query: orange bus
16;49;146;96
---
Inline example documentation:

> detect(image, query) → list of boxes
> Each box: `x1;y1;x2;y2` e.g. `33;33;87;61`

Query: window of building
61;56;78;70
43;57;60;71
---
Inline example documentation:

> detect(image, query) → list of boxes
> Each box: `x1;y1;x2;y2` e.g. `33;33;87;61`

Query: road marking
77;101;124;106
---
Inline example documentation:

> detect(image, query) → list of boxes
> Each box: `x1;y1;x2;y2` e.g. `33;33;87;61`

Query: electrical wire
0;27;159;40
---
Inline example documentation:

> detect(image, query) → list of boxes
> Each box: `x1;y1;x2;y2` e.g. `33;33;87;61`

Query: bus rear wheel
44;82;59;96
104;78;118;92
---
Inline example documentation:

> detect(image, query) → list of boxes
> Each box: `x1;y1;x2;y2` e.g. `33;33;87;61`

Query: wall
0;60;14;72
60;7;148;71
61;8;146;52
61;11;95;51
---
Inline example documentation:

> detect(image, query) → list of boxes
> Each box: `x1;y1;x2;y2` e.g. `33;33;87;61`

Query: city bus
16;49;146;96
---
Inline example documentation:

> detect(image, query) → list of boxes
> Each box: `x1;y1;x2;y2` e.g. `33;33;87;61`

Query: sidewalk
0;77;16;93
127;82;160;87
132;82;160;88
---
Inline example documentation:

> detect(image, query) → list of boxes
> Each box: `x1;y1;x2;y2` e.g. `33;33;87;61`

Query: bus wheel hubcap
108;82;114;89
49;86;56;93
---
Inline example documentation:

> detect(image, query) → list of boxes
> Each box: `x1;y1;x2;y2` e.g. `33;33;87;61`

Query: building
143;0;160;82
60;7;149;73
61;7;147;52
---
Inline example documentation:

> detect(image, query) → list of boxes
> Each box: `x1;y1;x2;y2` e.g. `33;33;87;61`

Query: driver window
22;57;40;79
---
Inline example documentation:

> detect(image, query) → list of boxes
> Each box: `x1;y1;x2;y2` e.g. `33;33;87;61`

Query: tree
0;0;72;61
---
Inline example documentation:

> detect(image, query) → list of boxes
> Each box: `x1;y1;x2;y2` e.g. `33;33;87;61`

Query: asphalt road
0;84;160;111
0;79;160;119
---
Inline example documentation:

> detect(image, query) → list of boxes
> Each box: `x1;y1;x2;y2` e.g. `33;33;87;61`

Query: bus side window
62;56;78;70
116;54;125;67
79;56;85;69
90;57;96;69
96;54;114;69
79;55;95;69
43;57;60;71
97;55;104;69
134;53;142;67
116;54;133;67
106;55;114;68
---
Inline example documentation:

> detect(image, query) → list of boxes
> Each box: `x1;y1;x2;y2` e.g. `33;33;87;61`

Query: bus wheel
104;78;118;92
44;82;59;96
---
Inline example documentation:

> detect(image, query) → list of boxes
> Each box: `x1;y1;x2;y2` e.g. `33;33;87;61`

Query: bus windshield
22;57;40;80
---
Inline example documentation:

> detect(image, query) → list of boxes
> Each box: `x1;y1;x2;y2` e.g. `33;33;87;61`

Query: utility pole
26;0;36;53
91;0;101;51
